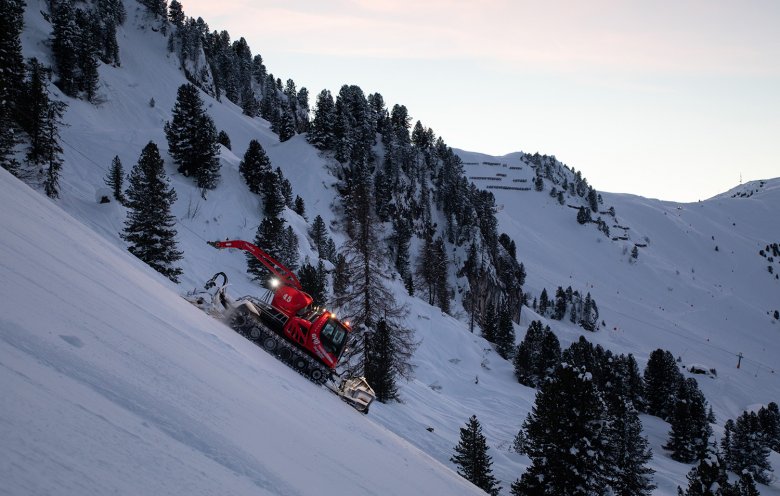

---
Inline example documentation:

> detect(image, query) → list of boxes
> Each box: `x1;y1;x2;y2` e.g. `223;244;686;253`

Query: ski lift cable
608;306;776;374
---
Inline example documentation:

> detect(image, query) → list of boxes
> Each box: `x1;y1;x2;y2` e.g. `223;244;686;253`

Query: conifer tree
104;155;125;204
100;20;120;66
121;142;182;282
308;89;335;150
279;224;299;272
0;108;20;176
577;205;592;224
217;130;231;150
451;415;500;496
278;104;296;142
20;60;67;198
721;419;735;468
324;238;337;264
248;216;285;282
364;318;398;403
588;188;599;212
733;471;760;496
0;0;27;115
74;9;99;102
315;259;328;300
164;83;221;189
513;320;561;388
331;253;349;306
335;158;416;386
239;139;272;195
512;363;610;495
20;58;67;198
538;288;549;316
432;237;451;314
679;446;730;496
309;215;329;258
619;353;646;412
757;402;780;452
609;399;656;495
298;261;326;306
728;411;773;484
559;332;590;367
552;286;567;320
295;86;310;133
580;292;599;331
416;225;438;305
480;302;497;343
494;303;515;359
241;88;259;117
665;378;712;463
40;99;66;199
167;0;184;27
276;167;293;208
293;195;305;217
50;0;79;96
643;348;683;419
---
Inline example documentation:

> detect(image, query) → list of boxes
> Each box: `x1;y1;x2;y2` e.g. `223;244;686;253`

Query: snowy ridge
3;0;780;494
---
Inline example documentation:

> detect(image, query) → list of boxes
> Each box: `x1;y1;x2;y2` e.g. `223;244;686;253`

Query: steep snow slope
454;154;780;411
9;0;780;493
0;168;485;495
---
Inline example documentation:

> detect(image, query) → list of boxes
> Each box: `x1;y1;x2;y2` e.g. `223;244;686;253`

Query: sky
182;0;779;202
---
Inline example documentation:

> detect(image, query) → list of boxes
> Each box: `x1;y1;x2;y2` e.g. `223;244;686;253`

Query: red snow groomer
192;239;375;413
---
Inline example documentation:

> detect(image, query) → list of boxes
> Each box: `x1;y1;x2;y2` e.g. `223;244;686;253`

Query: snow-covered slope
5;0;780;494
0;168;485;495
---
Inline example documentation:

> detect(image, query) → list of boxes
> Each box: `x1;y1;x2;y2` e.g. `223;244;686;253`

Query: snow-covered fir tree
644;348;684;420
665;378;713;463
451;415;500;495
239;139;272;196
725;410;773;484
511;363;610;495
217;130;231;150
279;225;299;272
757;402;780;452
248;216;285;283
513;320;561;388
608;398;656;495
679;445;730;496
121;142;182;282
164;83;220;190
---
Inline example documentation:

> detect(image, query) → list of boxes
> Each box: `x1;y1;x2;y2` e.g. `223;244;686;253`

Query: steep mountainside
3;0;780;494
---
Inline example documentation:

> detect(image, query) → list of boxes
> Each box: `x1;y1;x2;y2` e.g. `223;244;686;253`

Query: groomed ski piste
2;0;780;494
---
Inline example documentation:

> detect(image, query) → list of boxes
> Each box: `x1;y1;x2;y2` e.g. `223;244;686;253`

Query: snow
3;0;780;494
0;167;483;495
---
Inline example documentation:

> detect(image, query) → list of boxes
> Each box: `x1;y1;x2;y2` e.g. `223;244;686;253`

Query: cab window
320;320;346;355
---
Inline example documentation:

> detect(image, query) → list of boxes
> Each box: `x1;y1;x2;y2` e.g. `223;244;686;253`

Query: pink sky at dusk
181;0;779;201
